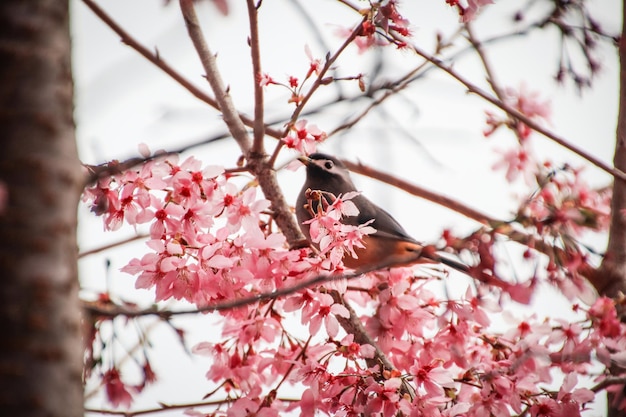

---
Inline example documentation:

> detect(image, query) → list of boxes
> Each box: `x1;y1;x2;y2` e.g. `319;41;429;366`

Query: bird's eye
324;161;334;170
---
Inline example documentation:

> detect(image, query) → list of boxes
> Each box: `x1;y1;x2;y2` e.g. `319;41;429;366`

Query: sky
71;0;621;414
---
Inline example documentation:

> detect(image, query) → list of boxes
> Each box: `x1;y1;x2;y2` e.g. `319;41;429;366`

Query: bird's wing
351;195;469;274
352;195;421;245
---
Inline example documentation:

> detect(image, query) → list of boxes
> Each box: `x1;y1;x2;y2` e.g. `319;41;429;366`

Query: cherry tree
77;1;626;416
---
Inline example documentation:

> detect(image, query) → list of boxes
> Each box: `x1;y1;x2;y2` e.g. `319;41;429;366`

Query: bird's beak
297;156;311;166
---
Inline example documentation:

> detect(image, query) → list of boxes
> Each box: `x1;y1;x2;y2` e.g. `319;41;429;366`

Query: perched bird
296;153;468;273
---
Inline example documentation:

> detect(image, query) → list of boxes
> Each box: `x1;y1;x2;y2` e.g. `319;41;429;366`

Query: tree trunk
597;0;626;298
600;1;626;416
0;1;84;416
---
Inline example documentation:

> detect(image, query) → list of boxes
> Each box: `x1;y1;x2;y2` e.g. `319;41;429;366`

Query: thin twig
328;60;429;138
80;0;282;141
267;16;366;165
179;0;251;154
85;397;298;416
267;139;285;168
285;16;366;133
79;234;148;258
465;22;505;102
288;0;345;98
464;21;536;148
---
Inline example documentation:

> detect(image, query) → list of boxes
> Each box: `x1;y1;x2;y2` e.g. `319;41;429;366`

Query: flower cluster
301;190;376;268
446;0;495;22
282;119;328;155
258;45;323;107
521;165;611;237
84;150;626;415
488;85;552;184
85;152;332;308
479;82;612;305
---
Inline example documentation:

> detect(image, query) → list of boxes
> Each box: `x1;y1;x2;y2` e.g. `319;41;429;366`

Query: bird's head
297;153;356;194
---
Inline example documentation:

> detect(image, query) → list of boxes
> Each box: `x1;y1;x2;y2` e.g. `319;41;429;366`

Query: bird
296;153;468;273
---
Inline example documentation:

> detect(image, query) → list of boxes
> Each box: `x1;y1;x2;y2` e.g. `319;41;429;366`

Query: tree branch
81;254;435;319
86;397;298;416
178;0;306;245
342;159;495;225
179;0;252;153
81;0;218;106
78;234;148;258
246;0;266;155
591;376;626;393
285;16;366;132
464;22;505;102
83;258;419;400
329;289;415;400
597;0;626;300
81;0;284;140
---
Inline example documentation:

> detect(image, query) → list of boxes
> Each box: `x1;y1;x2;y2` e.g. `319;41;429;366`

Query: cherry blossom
102;368;134;409
447;0;494;22
282;119;328;154
80;0;626;411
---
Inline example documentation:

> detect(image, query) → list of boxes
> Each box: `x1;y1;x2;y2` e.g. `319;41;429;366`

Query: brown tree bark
0;1;84;416
598;2;626;415
596;1;626;302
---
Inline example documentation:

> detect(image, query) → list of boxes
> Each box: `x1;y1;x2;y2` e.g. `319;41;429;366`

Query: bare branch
246;0;266;155
86;397;298;416
328;60;428;138
81;0;284;140
464;22;505;103
179;0;251;154
78;234;148;258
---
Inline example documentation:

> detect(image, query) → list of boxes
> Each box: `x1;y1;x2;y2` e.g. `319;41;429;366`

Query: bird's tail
434;254;470;275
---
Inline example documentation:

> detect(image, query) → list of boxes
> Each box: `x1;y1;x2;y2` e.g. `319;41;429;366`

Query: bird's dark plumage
296;153;468;273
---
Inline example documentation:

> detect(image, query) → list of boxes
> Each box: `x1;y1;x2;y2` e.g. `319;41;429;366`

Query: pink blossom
364;377;402;416
302;191;376;269
304;45;321;78
102;368;133;409
258;72;276;87
338;334;376;359
84;128;622;417
282;119;328;154
461;0;494;22
410;359;453;397
492;146;535;184
588;297;622;338
303;292;349;337
227;397;278;417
